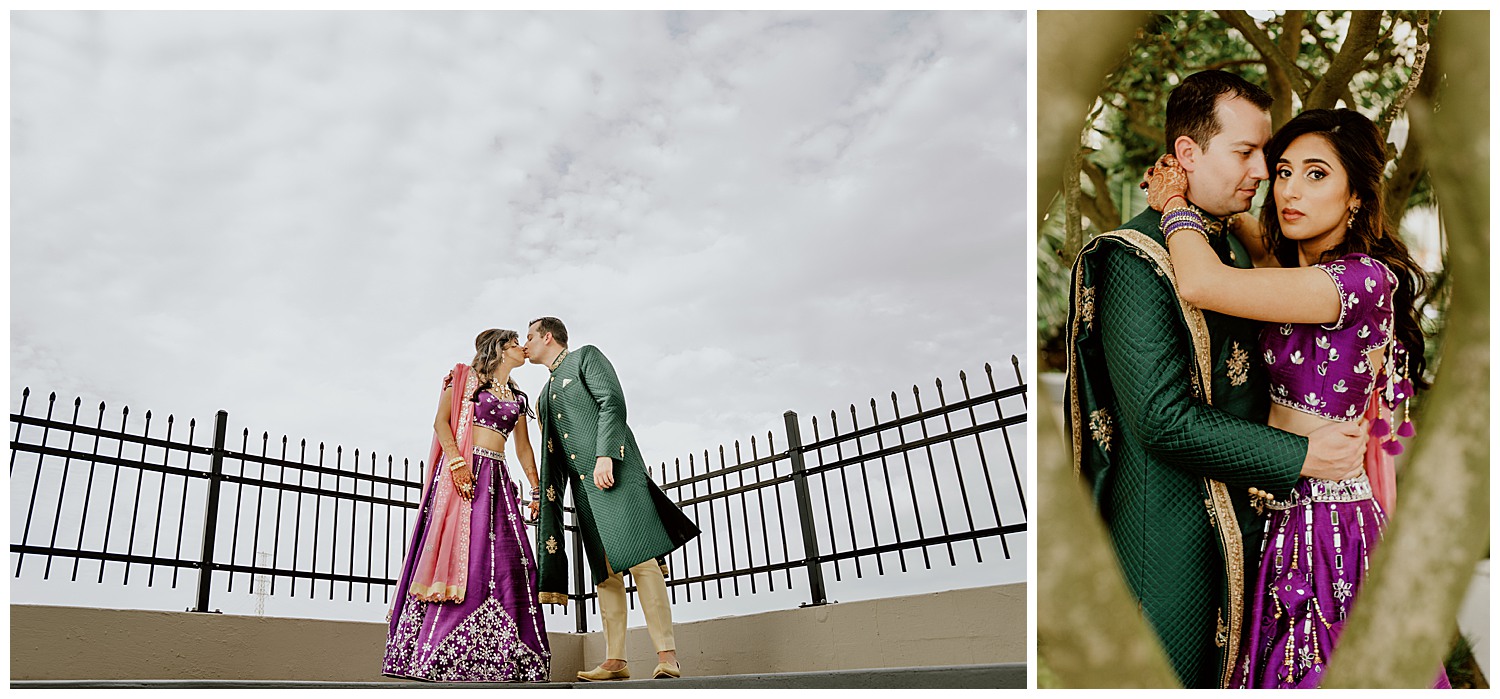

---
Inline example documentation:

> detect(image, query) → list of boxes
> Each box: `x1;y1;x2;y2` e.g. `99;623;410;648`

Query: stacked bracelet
447;456;465;471
1162;205;1208;245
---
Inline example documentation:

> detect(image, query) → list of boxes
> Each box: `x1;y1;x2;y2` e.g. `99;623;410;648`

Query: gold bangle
1164;225;1208;245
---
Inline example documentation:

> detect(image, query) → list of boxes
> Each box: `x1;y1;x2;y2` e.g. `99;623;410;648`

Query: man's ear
1173;135;1200;173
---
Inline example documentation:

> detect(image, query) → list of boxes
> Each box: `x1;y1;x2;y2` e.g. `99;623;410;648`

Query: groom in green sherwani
1066;71;1367;688
524;317;699;682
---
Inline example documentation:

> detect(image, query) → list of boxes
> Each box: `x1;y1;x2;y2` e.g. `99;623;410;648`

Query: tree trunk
1063;148;1084;264
1037;11;1151;226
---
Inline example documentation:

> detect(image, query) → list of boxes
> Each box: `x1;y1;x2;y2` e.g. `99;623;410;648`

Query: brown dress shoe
577;664;631;682
653;661;681;679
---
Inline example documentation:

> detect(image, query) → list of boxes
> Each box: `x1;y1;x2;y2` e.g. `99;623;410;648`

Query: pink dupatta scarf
407;363;477;602
1363;387;1397;515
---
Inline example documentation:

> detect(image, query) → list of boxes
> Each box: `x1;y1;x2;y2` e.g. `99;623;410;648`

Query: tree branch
1305;11;1385;109
1080;156;1122;231
1379;11;1432;140
1383;129;1425;232
1219;10;1311;95
1063;147;1084;264
1269;10;1307;127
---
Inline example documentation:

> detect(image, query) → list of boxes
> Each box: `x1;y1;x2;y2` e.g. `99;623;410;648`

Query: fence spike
121;405;128;416
145;409;152;420
73;396;81;407
49;391;57;402
959;370;967;381
22;387;29;398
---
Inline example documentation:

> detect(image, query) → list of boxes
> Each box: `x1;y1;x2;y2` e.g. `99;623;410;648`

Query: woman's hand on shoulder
1142;154;1188;212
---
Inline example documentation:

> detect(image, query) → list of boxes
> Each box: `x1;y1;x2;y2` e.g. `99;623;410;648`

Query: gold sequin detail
1227;340;1250;387
1088;408;1115;452
1080;286;1096;332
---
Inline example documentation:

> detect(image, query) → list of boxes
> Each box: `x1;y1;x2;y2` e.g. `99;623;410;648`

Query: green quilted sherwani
1066;206;1307;688
534;345;699;605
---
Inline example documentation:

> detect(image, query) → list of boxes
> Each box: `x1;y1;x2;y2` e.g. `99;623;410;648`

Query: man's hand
528;499;540;521
1300;419;1368;481
593;456;615;490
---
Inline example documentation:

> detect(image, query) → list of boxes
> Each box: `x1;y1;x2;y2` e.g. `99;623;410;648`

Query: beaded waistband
1265;474;1371;510
473;445;505;461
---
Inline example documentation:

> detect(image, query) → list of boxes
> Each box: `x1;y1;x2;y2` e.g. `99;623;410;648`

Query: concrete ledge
12;583;1022;682
12;663;1026;689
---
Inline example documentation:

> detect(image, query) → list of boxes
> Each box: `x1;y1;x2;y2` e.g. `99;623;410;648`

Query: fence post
191;410;228;613
571;501;588;633
783;411;828;607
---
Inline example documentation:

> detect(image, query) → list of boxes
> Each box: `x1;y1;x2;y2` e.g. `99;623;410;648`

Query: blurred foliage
1444;632;1489;689
1038;11;1443;373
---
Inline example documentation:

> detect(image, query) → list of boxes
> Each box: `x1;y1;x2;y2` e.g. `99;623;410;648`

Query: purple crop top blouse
1260;253;1399;422
473;390;525;435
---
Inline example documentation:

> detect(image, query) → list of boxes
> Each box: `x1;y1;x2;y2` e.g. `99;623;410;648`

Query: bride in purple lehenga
383;329;550;682
1148;108;1447;688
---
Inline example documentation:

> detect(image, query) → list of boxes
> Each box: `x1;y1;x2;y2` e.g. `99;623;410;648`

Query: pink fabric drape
1363;388;1396;515
408;363;477;603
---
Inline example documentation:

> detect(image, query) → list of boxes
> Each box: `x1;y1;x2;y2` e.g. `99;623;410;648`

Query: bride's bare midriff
472;426;507;454
1267;404;1340;437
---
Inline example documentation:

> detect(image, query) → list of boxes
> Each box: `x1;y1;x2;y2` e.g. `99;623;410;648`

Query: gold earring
1347;205;1360;228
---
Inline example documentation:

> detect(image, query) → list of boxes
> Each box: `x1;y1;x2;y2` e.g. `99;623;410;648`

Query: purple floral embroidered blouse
473;390;525;435
1259;253;1406;421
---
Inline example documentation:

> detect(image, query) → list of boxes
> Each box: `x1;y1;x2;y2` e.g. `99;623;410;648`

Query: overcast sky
11;11;1028;619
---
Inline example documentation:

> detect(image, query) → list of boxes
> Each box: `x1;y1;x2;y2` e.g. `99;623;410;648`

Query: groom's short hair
530;316;569;347
1166;70;1273;152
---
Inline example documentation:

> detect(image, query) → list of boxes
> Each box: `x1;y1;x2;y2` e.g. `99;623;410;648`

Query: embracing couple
1067;70;1447;688
381;317;700;683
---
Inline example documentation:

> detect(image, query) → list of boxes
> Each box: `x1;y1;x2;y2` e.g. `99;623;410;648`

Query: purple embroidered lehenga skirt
1231;474;1449;688
383;446;550;682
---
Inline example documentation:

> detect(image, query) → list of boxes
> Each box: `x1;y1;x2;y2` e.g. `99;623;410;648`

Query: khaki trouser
597;560;675;659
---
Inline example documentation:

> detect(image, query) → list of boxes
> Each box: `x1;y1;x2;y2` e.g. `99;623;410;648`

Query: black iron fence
11;358;1027;631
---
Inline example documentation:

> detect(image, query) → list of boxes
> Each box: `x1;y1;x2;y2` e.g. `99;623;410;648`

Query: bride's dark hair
1259;108;1429;390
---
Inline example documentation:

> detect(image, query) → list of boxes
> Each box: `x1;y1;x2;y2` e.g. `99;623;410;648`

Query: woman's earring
1347;204;1361;228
